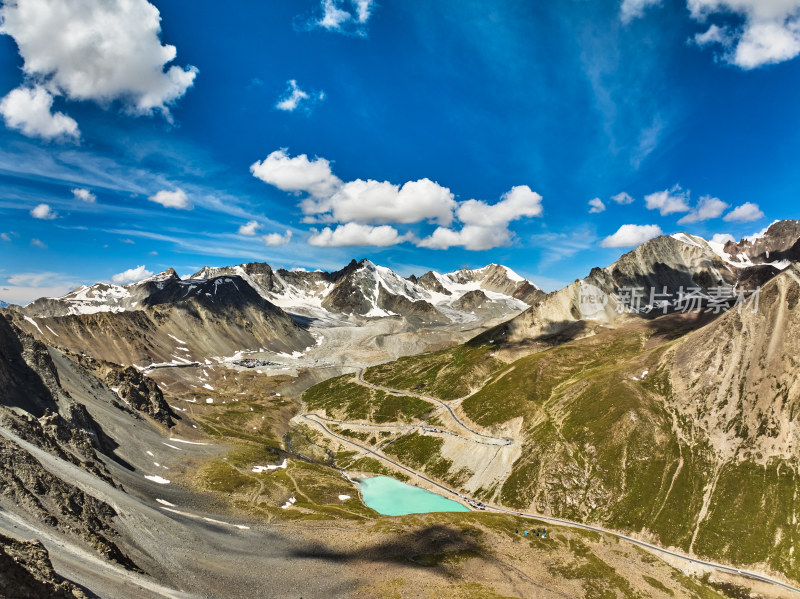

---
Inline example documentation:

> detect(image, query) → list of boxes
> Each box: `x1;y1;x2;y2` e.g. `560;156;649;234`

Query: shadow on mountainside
289;523;483;574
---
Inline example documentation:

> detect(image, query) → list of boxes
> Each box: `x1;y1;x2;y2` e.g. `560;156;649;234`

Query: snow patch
251;459;287;473
23;316;42;334
144;475;170;484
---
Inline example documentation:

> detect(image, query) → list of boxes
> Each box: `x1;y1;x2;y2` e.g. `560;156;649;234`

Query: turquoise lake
357;476;470;516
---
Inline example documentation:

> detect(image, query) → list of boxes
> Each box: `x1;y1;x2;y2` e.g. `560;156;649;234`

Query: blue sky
1;0;799;303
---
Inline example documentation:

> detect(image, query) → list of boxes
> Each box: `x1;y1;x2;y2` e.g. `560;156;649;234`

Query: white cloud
694;23;731;46
149;189;191;209
238;220;261;236
611;191;635;205
711;233;736;244
723;202;764;222
0;0;197;118
111;265;153;284
418;186;543;251
305;177;457;225
644;185;691;216
0;85;79;140
250;150;342;199
620;0;663;23
456;185;543;226
688;0;800;69
30;203;56;219
418;225;513;251
677;195;729;224
262;230;292;246
72;187;96;203
275;79;324;112
253;149;543;252
589;197;606;213
308;223;410;247
30;238;47;248
1;271;78;304
310;0;374;35
0;233;10;242
600;224;663;247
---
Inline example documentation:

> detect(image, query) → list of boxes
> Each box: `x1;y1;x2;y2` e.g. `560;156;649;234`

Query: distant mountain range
4;260;540;368
17;259;542;324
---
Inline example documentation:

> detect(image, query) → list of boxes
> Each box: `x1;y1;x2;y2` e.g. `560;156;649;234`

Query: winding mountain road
354;368;513;446
302;379;800;597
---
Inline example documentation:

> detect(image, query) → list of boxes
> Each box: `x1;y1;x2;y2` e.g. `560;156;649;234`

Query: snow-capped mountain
18;260;541;328
188;259;542;324
489;226;800;346
707;220;800;269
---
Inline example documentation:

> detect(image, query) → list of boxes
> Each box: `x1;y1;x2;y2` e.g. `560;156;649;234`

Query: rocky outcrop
0;437;137;570
452;289;490;312
722;219;800;264
376;285;448;325
415;271;452;295
106;366;174;427
0;533;87;599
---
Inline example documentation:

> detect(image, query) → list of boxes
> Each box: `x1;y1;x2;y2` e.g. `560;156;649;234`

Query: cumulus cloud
254;149;543;251
306;178;457;226
262;230;293;246
238;220;261;236
644;185;691;216
418;225;514;251
30;203;56;219
419;186;543;250
688;0;800;69
30;238;47;248
275;79;324;112
600;224;663;247
0;233;10;242
251;150;342;199
611;192;635;205
711;233;736;244
620;0;800;69
307;0;374;35
308;223;410;247
456;185;543;226
677;195;729;224
111;265;153;284
589;198;606;213
72;187;96;203
0;0;196;138
149;189;191;209
723;202;764;222
0;85;79;140
620;0;663;23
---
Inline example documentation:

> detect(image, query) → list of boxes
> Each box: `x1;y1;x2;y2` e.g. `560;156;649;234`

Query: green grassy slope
303;319;800;584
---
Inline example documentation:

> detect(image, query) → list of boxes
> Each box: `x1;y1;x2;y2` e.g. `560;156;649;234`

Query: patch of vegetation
642;574;674;596
303;375;431;422
693;459;800;581
546;538;639;599
348;456;410;482
363;343;501;400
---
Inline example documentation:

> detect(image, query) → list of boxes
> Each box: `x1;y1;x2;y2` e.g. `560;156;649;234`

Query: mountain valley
3;223;800;597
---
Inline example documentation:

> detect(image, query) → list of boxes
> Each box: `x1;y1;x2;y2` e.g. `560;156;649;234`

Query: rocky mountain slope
320;225;800;588
717;219;800;266
0;299;741;599
486;231;787;350
7;271;315;367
